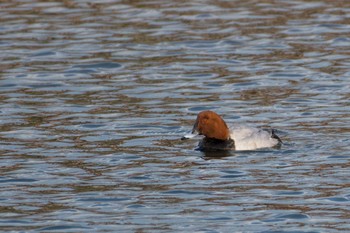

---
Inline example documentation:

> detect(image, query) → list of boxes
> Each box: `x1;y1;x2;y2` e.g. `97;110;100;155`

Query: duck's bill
181;133;197;140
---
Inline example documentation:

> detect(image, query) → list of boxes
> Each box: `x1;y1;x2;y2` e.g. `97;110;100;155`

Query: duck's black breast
197;137;235;151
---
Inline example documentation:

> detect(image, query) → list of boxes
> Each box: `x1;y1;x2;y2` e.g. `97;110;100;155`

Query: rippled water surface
1;0;350;232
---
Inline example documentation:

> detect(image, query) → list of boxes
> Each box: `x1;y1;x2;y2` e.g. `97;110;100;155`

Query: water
1;0;350;232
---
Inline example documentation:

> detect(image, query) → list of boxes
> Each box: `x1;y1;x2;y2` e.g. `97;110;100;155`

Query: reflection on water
1;0;350;232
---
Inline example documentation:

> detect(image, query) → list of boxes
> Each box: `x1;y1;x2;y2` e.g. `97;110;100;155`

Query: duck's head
192;110;230;141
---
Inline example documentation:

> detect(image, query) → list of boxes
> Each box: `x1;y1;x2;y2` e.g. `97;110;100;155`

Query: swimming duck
182;110;282;151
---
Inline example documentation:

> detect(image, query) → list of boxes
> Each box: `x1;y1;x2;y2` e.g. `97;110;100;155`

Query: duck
182;110;282;151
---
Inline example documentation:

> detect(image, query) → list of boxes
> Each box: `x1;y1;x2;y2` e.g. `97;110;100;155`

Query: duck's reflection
197;148;236;159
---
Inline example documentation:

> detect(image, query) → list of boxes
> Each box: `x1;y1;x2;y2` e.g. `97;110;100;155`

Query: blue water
0;0;350;232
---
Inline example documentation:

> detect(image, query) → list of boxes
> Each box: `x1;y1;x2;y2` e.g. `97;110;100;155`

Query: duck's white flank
229;125;279;151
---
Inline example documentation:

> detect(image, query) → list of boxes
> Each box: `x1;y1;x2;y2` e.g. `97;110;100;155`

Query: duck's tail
271;129;283;144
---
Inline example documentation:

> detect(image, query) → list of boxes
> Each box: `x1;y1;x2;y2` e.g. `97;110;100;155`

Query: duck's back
230;125;280;151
